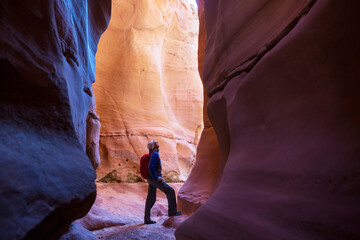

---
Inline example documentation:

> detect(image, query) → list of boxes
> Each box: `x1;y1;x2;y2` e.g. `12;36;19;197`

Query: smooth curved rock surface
94;0;203;182
176;0;360;239
177;0;221;214
60;223;98;240
75;203;125;231
0;0;110;239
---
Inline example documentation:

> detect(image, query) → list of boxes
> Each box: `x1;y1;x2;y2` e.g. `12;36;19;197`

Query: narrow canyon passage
78;0;203;238
93;0;203;184
1;0;360;239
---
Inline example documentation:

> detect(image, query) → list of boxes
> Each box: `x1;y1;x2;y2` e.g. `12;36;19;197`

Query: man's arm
148;152;160;181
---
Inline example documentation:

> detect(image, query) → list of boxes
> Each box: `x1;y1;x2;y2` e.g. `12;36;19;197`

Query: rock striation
0;0;110;239
94;0;203;183
176;0;360;239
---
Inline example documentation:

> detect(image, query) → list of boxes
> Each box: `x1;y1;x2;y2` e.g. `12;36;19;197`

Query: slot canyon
1;0;360;240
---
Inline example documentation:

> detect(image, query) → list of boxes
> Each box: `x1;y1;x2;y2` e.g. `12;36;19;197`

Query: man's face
154;142;159;149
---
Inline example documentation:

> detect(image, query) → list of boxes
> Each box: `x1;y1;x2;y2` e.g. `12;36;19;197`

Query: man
144;140;182;224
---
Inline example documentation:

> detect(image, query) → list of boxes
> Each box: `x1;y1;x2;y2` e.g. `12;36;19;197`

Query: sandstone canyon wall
94;0;203;183
177;0;222;214
176;0;360;239
0;0;110;239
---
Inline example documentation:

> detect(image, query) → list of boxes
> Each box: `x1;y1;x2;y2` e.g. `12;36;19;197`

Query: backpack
140;153;151;179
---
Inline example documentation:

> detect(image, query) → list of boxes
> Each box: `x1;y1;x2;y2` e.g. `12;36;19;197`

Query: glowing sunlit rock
94;0;203;182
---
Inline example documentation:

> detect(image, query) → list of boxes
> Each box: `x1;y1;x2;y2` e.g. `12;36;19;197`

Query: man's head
147;140;159;153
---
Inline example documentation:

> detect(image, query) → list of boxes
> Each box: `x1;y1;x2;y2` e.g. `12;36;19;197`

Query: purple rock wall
0;0;110;239
176;0;360;239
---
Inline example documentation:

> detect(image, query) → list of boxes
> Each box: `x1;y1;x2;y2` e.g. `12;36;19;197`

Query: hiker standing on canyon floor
140;140;182;224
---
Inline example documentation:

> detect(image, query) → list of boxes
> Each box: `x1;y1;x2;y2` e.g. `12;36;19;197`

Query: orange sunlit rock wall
94;0;203;182
176;0;360;239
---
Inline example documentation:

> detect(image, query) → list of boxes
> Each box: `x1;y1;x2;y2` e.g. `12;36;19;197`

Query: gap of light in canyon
93;0;203;184
1;0;360;240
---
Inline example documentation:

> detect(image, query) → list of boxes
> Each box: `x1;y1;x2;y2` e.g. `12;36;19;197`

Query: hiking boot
168;211;182;217
144;219;156;224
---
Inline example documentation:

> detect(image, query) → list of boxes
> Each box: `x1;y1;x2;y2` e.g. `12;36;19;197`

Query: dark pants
144;178;177;221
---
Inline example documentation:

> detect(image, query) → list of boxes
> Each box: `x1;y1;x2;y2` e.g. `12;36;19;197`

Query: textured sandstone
0;0;110;239
176;0;360;239
177;0;221;214
94;0;203;182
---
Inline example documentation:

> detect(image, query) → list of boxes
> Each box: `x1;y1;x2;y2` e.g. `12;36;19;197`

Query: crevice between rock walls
177;0;223;217
93;0;203;184
207;0;318;98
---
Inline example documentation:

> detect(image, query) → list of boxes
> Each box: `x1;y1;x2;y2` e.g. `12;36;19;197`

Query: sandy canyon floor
77;182;185;240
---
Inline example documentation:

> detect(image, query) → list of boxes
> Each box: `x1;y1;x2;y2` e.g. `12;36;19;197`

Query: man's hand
157;177;163;182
